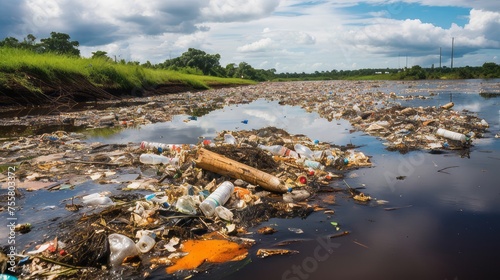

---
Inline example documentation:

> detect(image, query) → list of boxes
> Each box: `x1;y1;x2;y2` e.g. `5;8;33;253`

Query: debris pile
1;80;493;153
0;80;495;278
1;126;371;278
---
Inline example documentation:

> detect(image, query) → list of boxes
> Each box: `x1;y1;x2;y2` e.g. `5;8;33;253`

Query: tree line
1;32;499;81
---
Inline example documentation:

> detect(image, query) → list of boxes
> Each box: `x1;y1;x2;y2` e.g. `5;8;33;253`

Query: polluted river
1;79;499;280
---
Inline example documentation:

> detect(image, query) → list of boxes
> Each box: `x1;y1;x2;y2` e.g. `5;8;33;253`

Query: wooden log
195;148;288;193
440;102;454;110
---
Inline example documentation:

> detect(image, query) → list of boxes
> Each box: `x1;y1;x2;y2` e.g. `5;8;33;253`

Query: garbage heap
1;81;492;152
0;127;371;279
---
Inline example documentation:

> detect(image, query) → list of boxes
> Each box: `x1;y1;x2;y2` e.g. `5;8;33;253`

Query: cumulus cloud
1;0;499;72
237;38;274;52
341;9;500;59
201;0;280;22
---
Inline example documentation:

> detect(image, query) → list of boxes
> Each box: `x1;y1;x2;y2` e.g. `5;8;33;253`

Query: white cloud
237;38;274;52
201;0;280;22
2;0;500;73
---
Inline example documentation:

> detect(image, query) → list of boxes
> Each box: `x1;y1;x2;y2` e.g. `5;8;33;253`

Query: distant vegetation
0;32;499;96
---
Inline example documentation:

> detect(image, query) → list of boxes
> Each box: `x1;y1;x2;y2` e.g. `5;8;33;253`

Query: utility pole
439;47;442;68
451;37;454;69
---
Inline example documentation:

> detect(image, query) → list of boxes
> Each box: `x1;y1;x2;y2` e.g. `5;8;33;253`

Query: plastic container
136;234;156;253
258;144;299;158
82;193;115;206
215;206;234;221
139;154;179;165
436;128;467;142
199;181;235;217
108;233;140;267
224;134;237;145
175;195;197;215
294;144;314;160
304;160;325;170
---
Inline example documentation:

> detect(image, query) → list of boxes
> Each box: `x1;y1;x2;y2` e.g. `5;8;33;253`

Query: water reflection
88;99;356;147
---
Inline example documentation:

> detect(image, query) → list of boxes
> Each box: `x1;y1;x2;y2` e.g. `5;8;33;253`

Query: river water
2;79;500;279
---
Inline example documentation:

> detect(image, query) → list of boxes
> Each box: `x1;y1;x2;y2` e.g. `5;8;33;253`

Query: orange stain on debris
166;239;248;274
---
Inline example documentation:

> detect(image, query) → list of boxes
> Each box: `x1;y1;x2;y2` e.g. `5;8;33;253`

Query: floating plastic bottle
436;128;467;142
108;233;140;267
199;181;234;217
139;154;179;165
257;144;299;158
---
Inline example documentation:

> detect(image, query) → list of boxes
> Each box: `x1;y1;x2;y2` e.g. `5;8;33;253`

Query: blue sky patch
341;2;470;28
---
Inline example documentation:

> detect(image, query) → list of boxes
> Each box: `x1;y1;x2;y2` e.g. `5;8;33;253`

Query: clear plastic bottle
139;154;179;165
258;144;299;158
294;144;314;160
304;160;325;170
199;181;235;217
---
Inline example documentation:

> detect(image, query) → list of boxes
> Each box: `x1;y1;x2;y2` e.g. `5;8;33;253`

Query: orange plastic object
166;239;248;273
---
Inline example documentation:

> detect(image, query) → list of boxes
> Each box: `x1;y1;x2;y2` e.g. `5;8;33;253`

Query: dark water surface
2;79;499;280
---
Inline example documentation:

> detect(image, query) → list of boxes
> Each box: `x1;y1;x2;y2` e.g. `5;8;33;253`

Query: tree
0;37;20;48
482;62;500;78
235;62;256;80
91;50;110;60
225;63;237;77
40;32;80;56
161;48;221;76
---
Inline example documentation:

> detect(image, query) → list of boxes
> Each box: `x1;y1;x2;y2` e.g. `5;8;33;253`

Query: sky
0;0;499;73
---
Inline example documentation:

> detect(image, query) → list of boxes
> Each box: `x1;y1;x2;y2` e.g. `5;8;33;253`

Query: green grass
0;47;255;92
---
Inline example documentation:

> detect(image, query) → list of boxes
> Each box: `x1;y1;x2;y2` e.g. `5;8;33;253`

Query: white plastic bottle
436;128;467;142
139;154;179;165
199;181;235;217
257;144;299;158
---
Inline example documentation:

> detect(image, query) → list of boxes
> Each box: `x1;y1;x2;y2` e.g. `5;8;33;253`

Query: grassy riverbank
0;47;255;106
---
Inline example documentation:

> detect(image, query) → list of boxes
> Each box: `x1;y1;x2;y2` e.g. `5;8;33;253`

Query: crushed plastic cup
215;206;234;221
175;195;197;215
